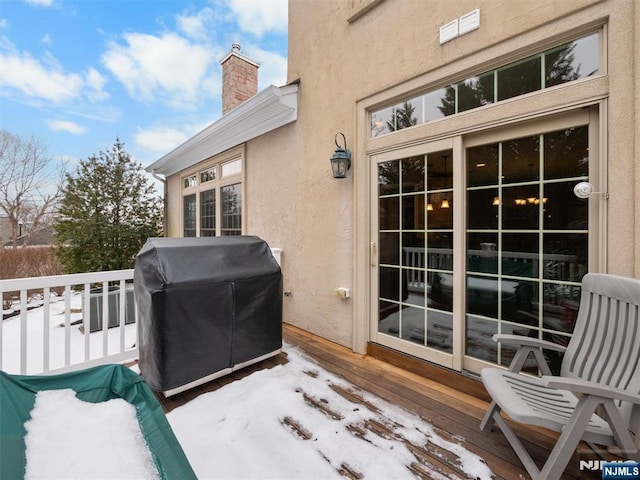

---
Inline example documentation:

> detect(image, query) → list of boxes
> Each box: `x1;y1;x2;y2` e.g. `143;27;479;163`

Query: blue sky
0;0;288;180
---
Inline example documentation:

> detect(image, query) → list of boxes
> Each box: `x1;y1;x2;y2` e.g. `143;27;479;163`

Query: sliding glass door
370;108;599;373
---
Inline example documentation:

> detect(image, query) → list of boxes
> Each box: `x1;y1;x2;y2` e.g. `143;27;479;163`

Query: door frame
356;105;603;375
369;137;463;370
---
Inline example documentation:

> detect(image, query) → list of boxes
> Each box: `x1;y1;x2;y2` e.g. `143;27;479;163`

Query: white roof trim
219;50;260;68
147;83;298;177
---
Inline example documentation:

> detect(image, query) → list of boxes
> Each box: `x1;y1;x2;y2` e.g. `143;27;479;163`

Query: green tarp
0;364;196;480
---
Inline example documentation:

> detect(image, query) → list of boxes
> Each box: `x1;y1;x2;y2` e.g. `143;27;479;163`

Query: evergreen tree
55;139;162;273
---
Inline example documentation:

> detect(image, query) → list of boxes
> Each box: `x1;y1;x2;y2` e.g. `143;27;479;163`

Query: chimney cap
220;42;260;68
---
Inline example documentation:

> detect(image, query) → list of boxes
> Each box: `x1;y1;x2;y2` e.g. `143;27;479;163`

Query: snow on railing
0;270;137;375
0;248;283;376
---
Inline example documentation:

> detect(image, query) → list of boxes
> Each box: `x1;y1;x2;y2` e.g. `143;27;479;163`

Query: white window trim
180;145;245;237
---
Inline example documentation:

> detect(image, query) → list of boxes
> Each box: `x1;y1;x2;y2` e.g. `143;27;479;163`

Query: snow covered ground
6;300;495;479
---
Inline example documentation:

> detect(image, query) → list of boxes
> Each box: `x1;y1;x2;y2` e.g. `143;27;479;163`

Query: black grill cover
134;236;282;392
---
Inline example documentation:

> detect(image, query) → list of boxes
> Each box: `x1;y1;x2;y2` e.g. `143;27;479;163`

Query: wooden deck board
150;323;602;479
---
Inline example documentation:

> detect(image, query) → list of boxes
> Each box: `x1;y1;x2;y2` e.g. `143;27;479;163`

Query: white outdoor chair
480;273;640;480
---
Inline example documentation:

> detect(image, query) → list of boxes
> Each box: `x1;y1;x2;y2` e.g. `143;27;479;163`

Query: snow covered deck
154;324;601;480
0;259;603;479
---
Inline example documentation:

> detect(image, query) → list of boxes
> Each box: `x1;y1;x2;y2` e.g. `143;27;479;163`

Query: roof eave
147;83;299;177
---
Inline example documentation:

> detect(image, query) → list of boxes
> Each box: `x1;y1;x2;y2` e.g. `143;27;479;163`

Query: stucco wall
282;0;637;351
165;174;181;238
163;0;637;353
245;121;354;346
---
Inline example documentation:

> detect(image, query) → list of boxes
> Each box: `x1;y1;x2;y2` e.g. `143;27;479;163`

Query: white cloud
0;50;83;102
0;19;8;30
102;32;216;109
0;45;110;105
133;126;188;154
248;46;287;88
84;67;109;102
176;7;216;41
23;0;54;6
228;0;287;37
46;119;87;135
41;34;52;45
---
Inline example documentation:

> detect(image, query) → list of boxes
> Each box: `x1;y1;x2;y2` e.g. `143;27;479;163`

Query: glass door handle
370;242;377;266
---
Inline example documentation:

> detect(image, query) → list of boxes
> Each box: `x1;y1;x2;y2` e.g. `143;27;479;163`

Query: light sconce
330;133;352;178
573;181;609;199
492;196;500;206
426;203;434;211
440;199;450;209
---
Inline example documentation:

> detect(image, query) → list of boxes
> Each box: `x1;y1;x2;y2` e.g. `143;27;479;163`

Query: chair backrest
562;273;640;437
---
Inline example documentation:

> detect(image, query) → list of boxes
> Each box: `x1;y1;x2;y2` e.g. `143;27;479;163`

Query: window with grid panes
181;157;242;237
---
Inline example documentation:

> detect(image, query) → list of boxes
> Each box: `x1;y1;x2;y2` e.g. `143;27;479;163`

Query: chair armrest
541;376;640;405
492;334;567;353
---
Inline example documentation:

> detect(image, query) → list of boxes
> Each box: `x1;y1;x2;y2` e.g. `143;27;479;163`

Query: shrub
0;247;63;310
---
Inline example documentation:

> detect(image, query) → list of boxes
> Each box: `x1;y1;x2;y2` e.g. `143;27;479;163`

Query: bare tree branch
0;130;66;247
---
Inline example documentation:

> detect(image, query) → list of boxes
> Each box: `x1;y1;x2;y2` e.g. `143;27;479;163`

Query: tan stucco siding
286;0;637;351
162;0;637;353
245;118;355;347
165;174;181;238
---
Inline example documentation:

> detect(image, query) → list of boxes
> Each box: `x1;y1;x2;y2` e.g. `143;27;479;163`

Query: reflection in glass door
465;126;589;374
376;148;454;364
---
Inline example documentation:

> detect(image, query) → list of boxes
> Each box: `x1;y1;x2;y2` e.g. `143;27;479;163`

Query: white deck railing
0;269;137;375
0;248;283;376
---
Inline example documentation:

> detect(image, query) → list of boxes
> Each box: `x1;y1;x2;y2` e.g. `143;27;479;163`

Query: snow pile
24;389;159;480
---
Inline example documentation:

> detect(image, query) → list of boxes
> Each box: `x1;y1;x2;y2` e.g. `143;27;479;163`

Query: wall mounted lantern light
330;133;352;178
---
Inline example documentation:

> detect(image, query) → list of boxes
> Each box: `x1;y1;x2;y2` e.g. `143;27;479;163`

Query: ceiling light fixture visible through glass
441;199;450;209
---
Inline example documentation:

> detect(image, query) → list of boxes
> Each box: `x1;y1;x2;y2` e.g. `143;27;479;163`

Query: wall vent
459;9;480;35
439;19;459;44
440;9;480;45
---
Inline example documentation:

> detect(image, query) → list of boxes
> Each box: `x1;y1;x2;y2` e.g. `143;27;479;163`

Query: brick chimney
220;43;260;115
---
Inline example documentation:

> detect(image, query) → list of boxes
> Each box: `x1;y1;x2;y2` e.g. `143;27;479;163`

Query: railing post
64;285;71;368
20;289;27;374
43;287;50;372
83;283;91;362
102;282;109;357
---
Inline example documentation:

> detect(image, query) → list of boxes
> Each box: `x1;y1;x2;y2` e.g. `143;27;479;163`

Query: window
183;194;196;237
370;32;600;137
200;168;216;183
221;184;242;236
377;149;454;353
222;159;242;177
465;126;589;371
200;190;216;237
181;155;243;237
184;175;197;189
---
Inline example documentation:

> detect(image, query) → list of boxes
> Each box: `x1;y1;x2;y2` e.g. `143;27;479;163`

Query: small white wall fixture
439;19;459;44
459;9;480;35
439;9;480;45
